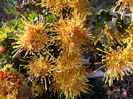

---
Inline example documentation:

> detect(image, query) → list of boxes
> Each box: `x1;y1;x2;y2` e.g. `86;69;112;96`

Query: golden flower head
70;0;91;16
41;0;68;14
41;0;91;16
13;19;49;55
52;59;89;99
0;68;24;99
100;42;133;86
26;56;53;79
57;12;91;50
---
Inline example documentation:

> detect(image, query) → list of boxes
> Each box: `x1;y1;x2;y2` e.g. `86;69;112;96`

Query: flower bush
0;0;132;99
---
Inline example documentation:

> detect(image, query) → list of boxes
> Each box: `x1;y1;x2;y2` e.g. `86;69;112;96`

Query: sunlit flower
41;0;91;16
41;0;68;15
0;67;24;99
57;12;91;53
26;56;53;79
70;0;91;16
99;41;133;86
52;59;89;99
58;50;82;68
13;19;50;55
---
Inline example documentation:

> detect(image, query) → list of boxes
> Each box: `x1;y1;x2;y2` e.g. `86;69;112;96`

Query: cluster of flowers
98;0;133;86
0;0;92;99
0;0;132;98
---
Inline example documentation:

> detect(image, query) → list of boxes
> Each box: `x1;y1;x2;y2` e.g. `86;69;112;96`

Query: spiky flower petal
57;12;92;53
26;56;53;79
13;19;49;55
52;59;89;99
41;0;91;16
100;41;133;86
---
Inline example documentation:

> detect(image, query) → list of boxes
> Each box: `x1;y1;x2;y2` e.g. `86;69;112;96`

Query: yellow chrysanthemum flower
99;40;133;86
41;0;68;14
41;0;91;16
13;19;49;55
70;0;91;16
57;12;91;52
52;59;89;99
26;56;53;79
0;68;24;99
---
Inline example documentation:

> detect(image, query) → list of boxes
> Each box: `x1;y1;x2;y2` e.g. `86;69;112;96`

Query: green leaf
4;9;13;14
8;0;15;8
8;0;14;3
46;14;56;23
28;12;37;21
